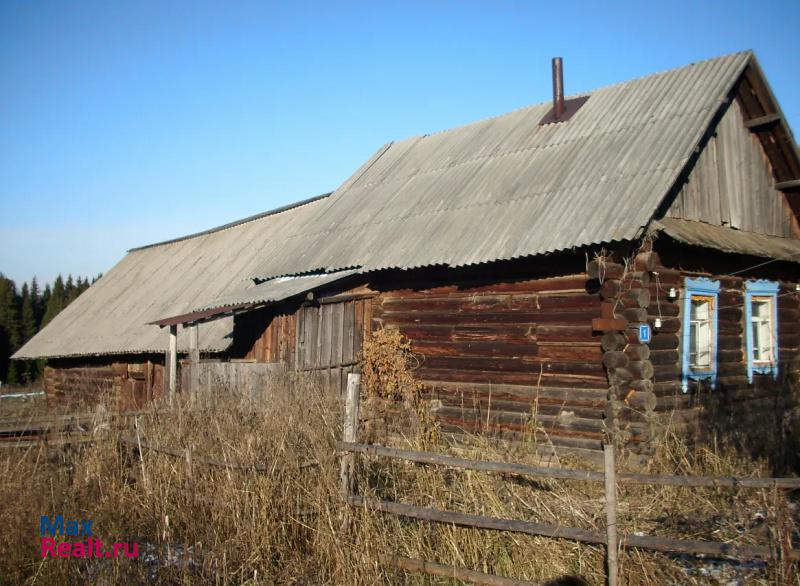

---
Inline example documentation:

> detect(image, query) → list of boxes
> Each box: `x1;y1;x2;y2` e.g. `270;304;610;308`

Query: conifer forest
0;274;98;386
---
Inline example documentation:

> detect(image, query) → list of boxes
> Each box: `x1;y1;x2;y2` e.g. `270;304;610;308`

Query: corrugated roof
18;51;787;360
654;218;800;262
152;269;361;326
248;51;752;279
13;196;329;359
129;193;331;252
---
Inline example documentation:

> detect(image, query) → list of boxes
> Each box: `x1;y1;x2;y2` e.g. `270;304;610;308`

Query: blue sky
1;1;798;286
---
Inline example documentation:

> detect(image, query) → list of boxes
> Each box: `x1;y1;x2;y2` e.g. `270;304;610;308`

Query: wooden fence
337;373;800;586
4;381;799;584
0;410;146;448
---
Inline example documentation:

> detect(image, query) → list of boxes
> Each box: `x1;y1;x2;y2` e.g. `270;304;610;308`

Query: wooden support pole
188;324;199;394
167;324;178;398
185;446;193;487
340;373;361;500
604;443;619;586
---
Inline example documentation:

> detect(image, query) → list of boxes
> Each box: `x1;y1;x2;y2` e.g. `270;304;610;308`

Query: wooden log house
14;51;800;460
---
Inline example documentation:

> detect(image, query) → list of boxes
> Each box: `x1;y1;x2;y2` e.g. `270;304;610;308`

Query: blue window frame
682;277;720;393
744;280;779;383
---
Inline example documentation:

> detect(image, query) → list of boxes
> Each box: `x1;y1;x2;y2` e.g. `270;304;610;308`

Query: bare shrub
359;328;438;446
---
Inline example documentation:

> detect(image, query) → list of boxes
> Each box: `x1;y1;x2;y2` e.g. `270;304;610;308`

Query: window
682;278;720;393
689;296;714;370
744;280;779;382
750;298;773;363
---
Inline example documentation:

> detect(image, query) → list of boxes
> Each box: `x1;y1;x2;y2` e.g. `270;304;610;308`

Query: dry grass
0;372;798;585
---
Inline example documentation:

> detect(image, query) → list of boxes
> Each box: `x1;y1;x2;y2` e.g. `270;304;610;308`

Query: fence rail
118;436;318;472
347;494;798;561
0;414;319;472
0;410;148;448
382;555;533;586
337;441;800;489
337;373;800;586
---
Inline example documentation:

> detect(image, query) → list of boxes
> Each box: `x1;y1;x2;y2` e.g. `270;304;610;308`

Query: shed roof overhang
653;218;800;262
149;269;361;327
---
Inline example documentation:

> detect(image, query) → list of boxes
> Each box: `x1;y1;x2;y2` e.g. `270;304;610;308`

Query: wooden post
188;324;200;394
185;446;193;487
167;324;178;398
340;372;361;500
604;442;619;586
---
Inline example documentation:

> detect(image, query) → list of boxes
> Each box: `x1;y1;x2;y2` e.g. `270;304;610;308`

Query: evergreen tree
42;275;65;327
65;274;75;302
20;283;37;342
41;283;51;325
0;275;21;384
0;273;94;385
6;361;20;385
30;277;43;329
19;283;38;383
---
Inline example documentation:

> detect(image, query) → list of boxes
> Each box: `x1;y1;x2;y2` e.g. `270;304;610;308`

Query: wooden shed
15;51;800;460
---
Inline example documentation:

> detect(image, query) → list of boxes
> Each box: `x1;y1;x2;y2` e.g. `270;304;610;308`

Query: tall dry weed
0;367;797;585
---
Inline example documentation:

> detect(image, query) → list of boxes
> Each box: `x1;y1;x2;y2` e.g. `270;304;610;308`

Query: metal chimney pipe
552;57;565;120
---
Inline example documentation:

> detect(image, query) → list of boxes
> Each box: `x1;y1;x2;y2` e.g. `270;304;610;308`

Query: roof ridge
388;50;753;145
127;192;332;252
349;100;727;194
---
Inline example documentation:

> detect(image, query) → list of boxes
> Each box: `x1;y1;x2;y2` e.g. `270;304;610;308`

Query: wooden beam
167;324;178;397
337;442;800;488
340;441;601;482
604;444;619;586
775;179;800;191
350;496;799;560
188;324;199;394
744;112;781;130
340;373;361;499
351;495;605;543
382;555;535;586
592;318;628;332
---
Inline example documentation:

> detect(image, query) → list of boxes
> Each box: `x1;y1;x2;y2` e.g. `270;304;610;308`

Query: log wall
370;273;607;456
43;357;164;408
646;244;800;463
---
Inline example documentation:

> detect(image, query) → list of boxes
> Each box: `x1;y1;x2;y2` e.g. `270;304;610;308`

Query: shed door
295;300;366;392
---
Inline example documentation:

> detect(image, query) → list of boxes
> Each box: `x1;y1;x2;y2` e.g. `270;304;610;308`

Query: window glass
689;296;713;369
750;297;774;364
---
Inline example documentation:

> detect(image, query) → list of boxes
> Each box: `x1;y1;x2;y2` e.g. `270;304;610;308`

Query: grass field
0;374;798;585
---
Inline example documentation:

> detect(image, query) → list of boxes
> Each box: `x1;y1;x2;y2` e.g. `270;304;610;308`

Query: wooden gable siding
644;243;800;460
667;99;798;238
370;273;607;453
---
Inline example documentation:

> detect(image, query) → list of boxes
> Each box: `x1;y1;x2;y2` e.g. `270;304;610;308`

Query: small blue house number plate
638;324;651;343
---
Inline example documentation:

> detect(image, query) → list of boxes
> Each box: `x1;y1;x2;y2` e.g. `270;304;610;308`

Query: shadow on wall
662;356;800;474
